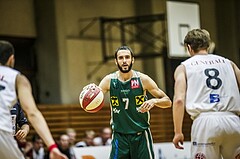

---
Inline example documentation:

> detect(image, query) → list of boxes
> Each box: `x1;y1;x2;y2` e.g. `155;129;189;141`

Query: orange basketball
79;84;104;113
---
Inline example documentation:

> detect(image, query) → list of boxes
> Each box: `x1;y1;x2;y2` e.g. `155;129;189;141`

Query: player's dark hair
114;46;134;59
184;29;210;52
0;40;15;65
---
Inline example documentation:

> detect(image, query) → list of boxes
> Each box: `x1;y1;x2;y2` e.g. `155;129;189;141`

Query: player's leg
0;130;25;159
191;115;221;159
130;128;154;159
220;114;240;159
109;132;130;159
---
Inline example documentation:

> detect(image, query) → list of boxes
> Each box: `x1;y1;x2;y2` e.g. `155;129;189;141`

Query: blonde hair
184;29;211;52
66;128;76;134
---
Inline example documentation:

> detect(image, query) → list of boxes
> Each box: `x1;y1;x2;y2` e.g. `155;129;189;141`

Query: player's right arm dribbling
99;74;111;94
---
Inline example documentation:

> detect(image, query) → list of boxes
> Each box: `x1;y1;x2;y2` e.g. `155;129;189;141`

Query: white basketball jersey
182;54;240;119
0;66;19;132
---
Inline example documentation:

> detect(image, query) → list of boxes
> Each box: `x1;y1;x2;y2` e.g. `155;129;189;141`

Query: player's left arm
172;64;186;149
15;105;29;141
15;124;30;141
139;73;172;112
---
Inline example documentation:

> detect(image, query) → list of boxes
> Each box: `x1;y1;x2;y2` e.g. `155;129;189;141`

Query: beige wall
1;0;236;104
0;0;36;37
60;0;136;37
60;0;217;104
54;0;145;103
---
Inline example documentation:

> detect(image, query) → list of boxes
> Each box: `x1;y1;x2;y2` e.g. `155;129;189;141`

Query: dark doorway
0;36;39;103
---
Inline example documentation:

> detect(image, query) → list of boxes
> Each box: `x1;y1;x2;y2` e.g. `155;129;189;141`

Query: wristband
48;143;57;152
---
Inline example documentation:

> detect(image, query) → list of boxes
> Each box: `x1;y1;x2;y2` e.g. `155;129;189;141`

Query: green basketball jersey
110;71;150;134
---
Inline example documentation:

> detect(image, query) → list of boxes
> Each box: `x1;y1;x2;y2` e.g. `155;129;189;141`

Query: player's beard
117;61;133;73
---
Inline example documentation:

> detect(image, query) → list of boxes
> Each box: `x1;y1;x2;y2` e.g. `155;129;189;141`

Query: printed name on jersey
0;75;7;83
110;96;119;106
0;74;4;80
190;58;226;66
135;95;145;105
131;79;140;89
121;89;130;95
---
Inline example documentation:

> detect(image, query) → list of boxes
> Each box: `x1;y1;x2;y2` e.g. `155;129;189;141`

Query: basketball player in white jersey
0;41;67;159
172;29;240;159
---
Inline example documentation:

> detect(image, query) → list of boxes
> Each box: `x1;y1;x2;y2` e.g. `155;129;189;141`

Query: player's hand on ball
83;83;97;90
79;83;104;113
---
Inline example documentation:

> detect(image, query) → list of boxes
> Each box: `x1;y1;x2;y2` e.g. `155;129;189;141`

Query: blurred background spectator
24;134;45;159
66;128;77;146
57;134;72;159
75;130;95;147
93;127;112;146
66;128;77;159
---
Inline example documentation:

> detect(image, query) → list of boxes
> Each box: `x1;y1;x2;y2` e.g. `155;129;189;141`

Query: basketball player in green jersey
98;46;172;159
